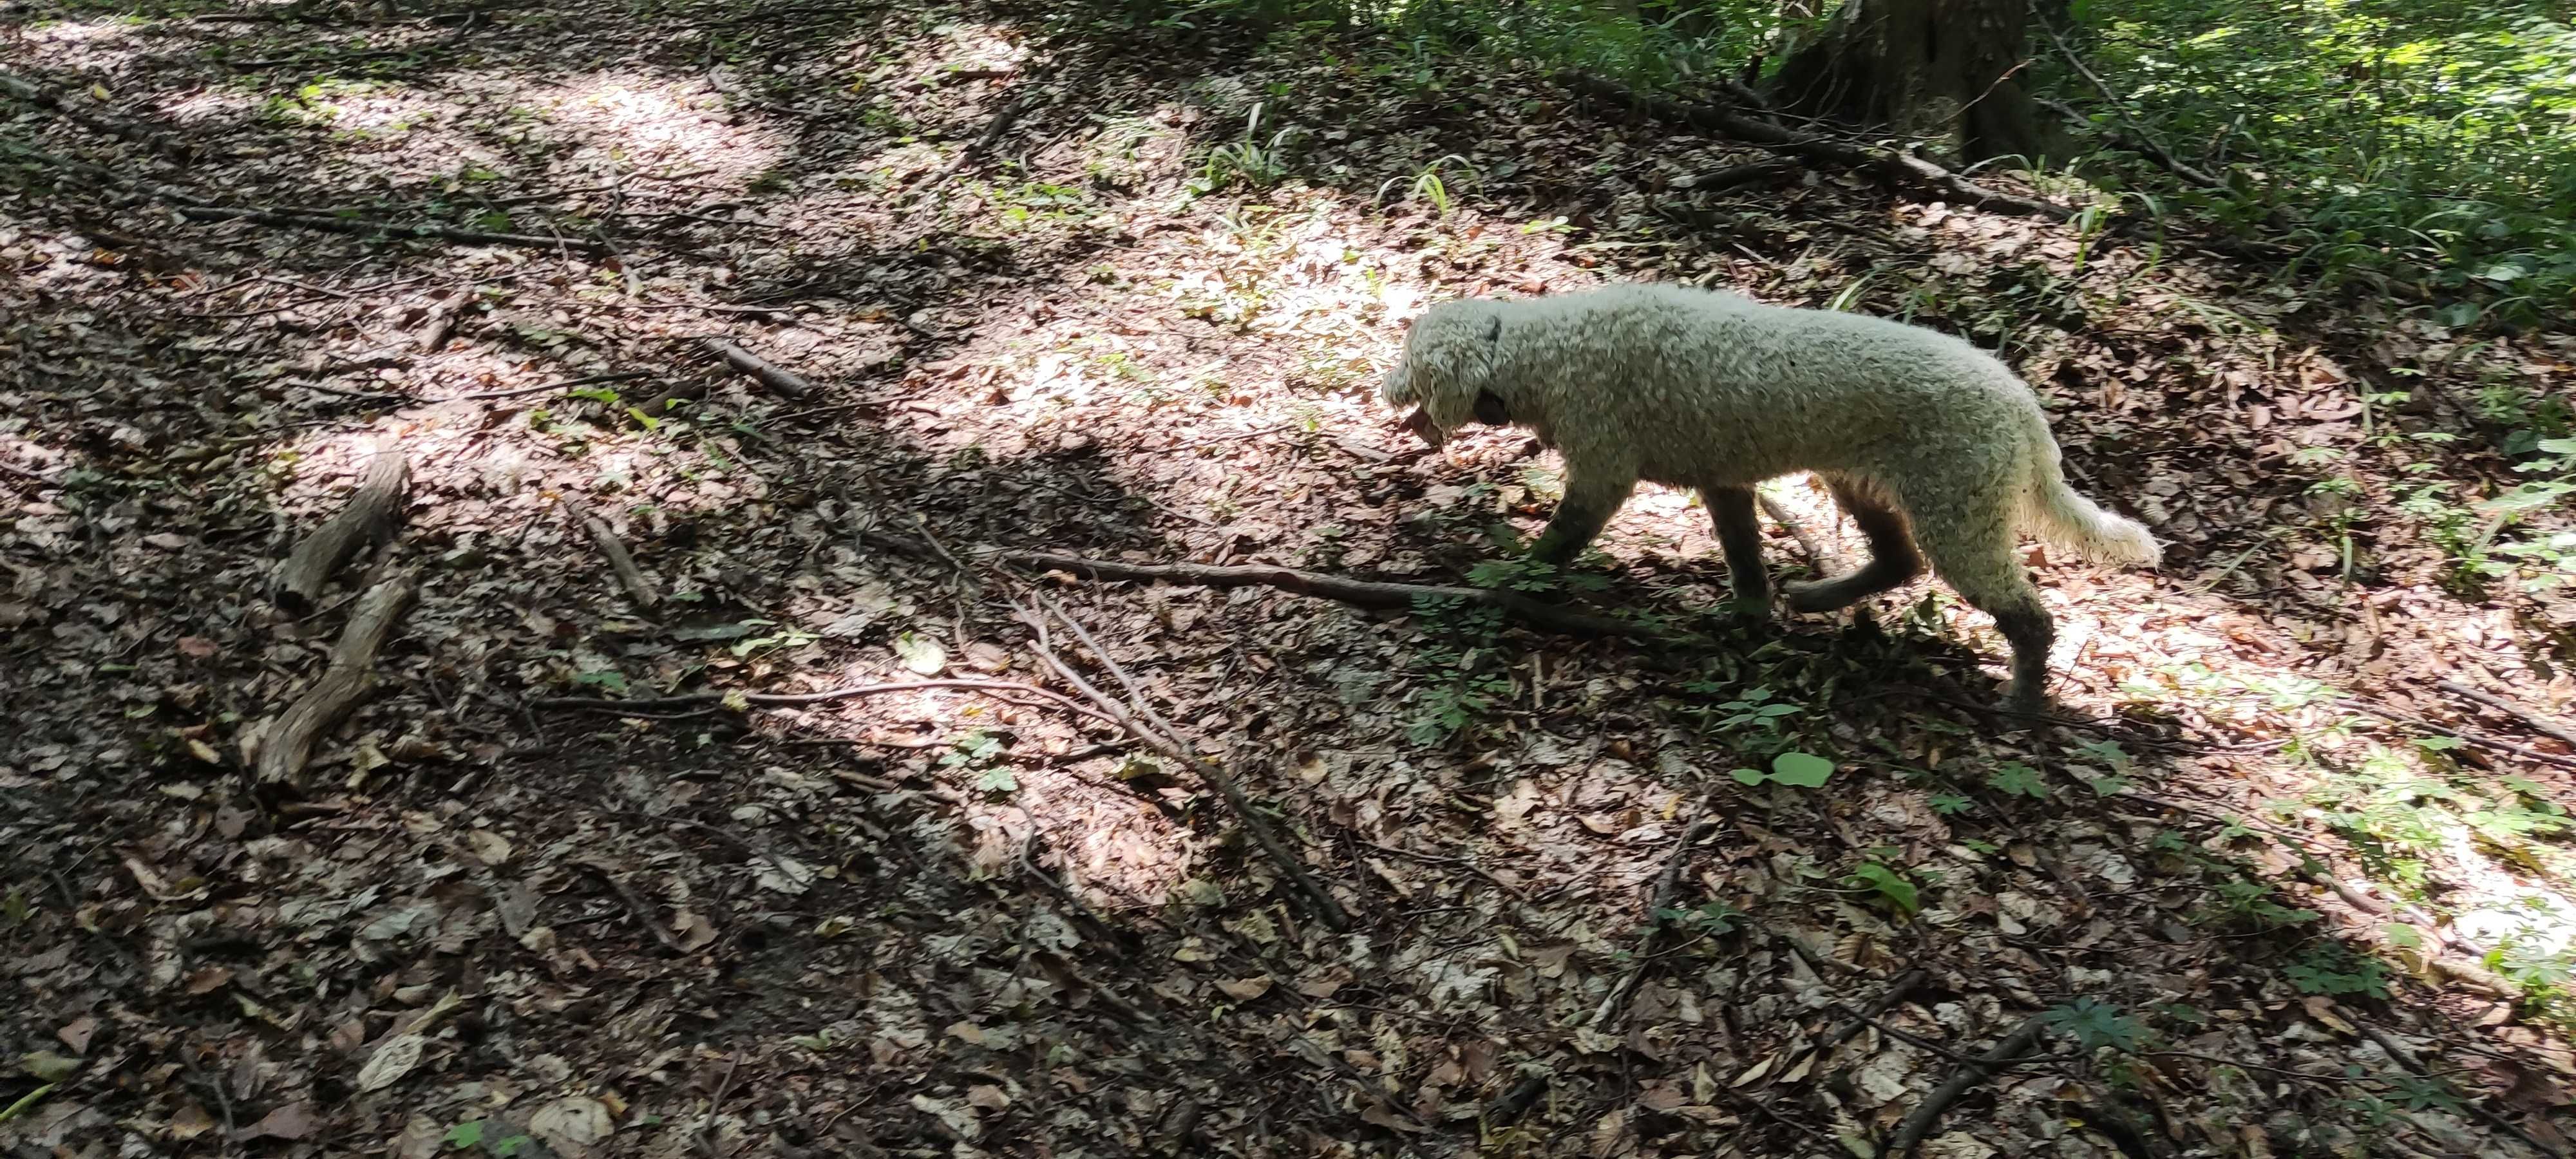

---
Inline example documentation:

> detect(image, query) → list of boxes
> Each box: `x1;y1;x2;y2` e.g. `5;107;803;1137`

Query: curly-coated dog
1381;283;2159;710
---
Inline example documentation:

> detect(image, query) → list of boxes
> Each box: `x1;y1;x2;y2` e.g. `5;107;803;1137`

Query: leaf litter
5;0;2576;1155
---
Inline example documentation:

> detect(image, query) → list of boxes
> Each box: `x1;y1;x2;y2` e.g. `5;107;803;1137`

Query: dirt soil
8;0;2576;1156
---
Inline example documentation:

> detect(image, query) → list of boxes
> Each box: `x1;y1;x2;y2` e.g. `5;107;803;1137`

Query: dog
1381;283;2158;709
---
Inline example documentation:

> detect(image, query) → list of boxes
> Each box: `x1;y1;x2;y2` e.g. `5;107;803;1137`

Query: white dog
1382;283;2158;709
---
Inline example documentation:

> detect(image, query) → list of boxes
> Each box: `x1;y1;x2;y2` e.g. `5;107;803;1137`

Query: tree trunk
1768;0;2050;164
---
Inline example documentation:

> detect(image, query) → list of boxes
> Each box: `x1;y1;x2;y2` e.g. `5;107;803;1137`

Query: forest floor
8;0;2576;1156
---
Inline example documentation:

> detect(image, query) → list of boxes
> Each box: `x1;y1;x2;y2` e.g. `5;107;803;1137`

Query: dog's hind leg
1698;484;1770;606
1528;468;1636;566
1910;511;2054;711
1783;477;1924;613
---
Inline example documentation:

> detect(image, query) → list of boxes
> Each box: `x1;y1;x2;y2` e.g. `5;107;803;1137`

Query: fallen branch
571;860;690;954
2356;1022;2565;1159
907;64;1055;204
2345;697;2576;771
2439;679;2576;749
1593;805;1719;1027
1564;71;2287;262
2033;16;2225;191
1680;158;1801;193
860;535;1705;648
1019;600;1351;932
255;575;416;789
178;204;607;254
275;451;410;614
701;339;814;399
573;505;658;610
1562;71;2072;221
1884;1014;2049;1157
1822;968;1931;1056
1757;493;1832;569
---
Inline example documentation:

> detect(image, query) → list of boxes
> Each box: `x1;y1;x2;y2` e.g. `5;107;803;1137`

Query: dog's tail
2018;406;2160;568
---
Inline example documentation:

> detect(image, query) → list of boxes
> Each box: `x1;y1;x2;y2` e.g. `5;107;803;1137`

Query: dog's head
1383;298;1511;449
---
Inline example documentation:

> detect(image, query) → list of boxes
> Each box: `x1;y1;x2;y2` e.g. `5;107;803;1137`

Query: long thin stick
1885;1014;2049;1156
862;532;1703;648
2438;679;2576;748
1018;605;1350;931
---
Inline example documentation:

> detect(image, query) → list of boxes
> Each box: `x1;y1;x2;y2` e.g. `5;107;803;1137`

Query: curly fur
1381;283;2159;708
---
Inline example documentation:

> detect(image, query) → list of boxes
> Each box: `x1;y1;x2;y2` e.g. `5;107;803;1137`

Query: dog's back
1499;285;2043;491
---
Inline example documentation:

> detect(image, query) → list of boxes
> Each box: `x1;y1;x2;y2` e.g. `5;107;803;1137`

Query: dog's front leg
1528;469;1636;566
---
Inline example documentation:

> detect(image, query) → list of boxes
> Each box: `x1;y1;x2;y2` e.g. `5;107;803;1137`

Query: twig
572;860;689;954
1885;1014;2049;1156
527;677;1120;728
907;65;1054;205
1017;603;1350;931
2357;1023;2564;1159
431;370;650;403
1682;158;1801;192
2032;12;2225;191
254;574;416;789
864;532;1705;648
700;339;814;399
573;505;659;610
178;204;608;253
2438;679;2576;748
697;1053;739;1158
1757;493;1830;568
1821;968;1930;1055
1593;806;1719;1028
1356;840;1527;901
2345;699;2576;770
275;451;409;613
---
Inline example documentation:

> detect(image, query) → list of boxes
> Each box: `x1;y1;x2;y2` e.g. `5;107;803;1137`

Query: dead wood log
255;574;416;789
865;537;1709;648
574;507;659;609
701;339;814;399
275;452;409;614
177;204;608;253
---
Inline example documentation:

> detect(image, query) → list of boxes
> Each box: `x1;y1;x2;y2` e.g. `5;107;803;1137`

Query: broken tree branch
178;204;608;253
1561;71;2074;220
700;339;814;399
275;451;410;614
1885;1014;2049;1157
1018;600;1351;932
2439;679;2576;749
2033;14;2226;191
255;574;416;789
1593;804;1719;1028
573;505;658;609
860;533;1705;648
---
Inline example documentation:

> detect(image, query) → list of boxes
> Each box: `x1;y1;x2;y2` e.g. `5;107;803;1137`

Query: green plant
1844;861;1920;916
1729;750;1835;788
2043;998;2148;1051
941;728;1017;794
1189;103;1297;196
2284;943;2393;999
1653;898;1744;934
